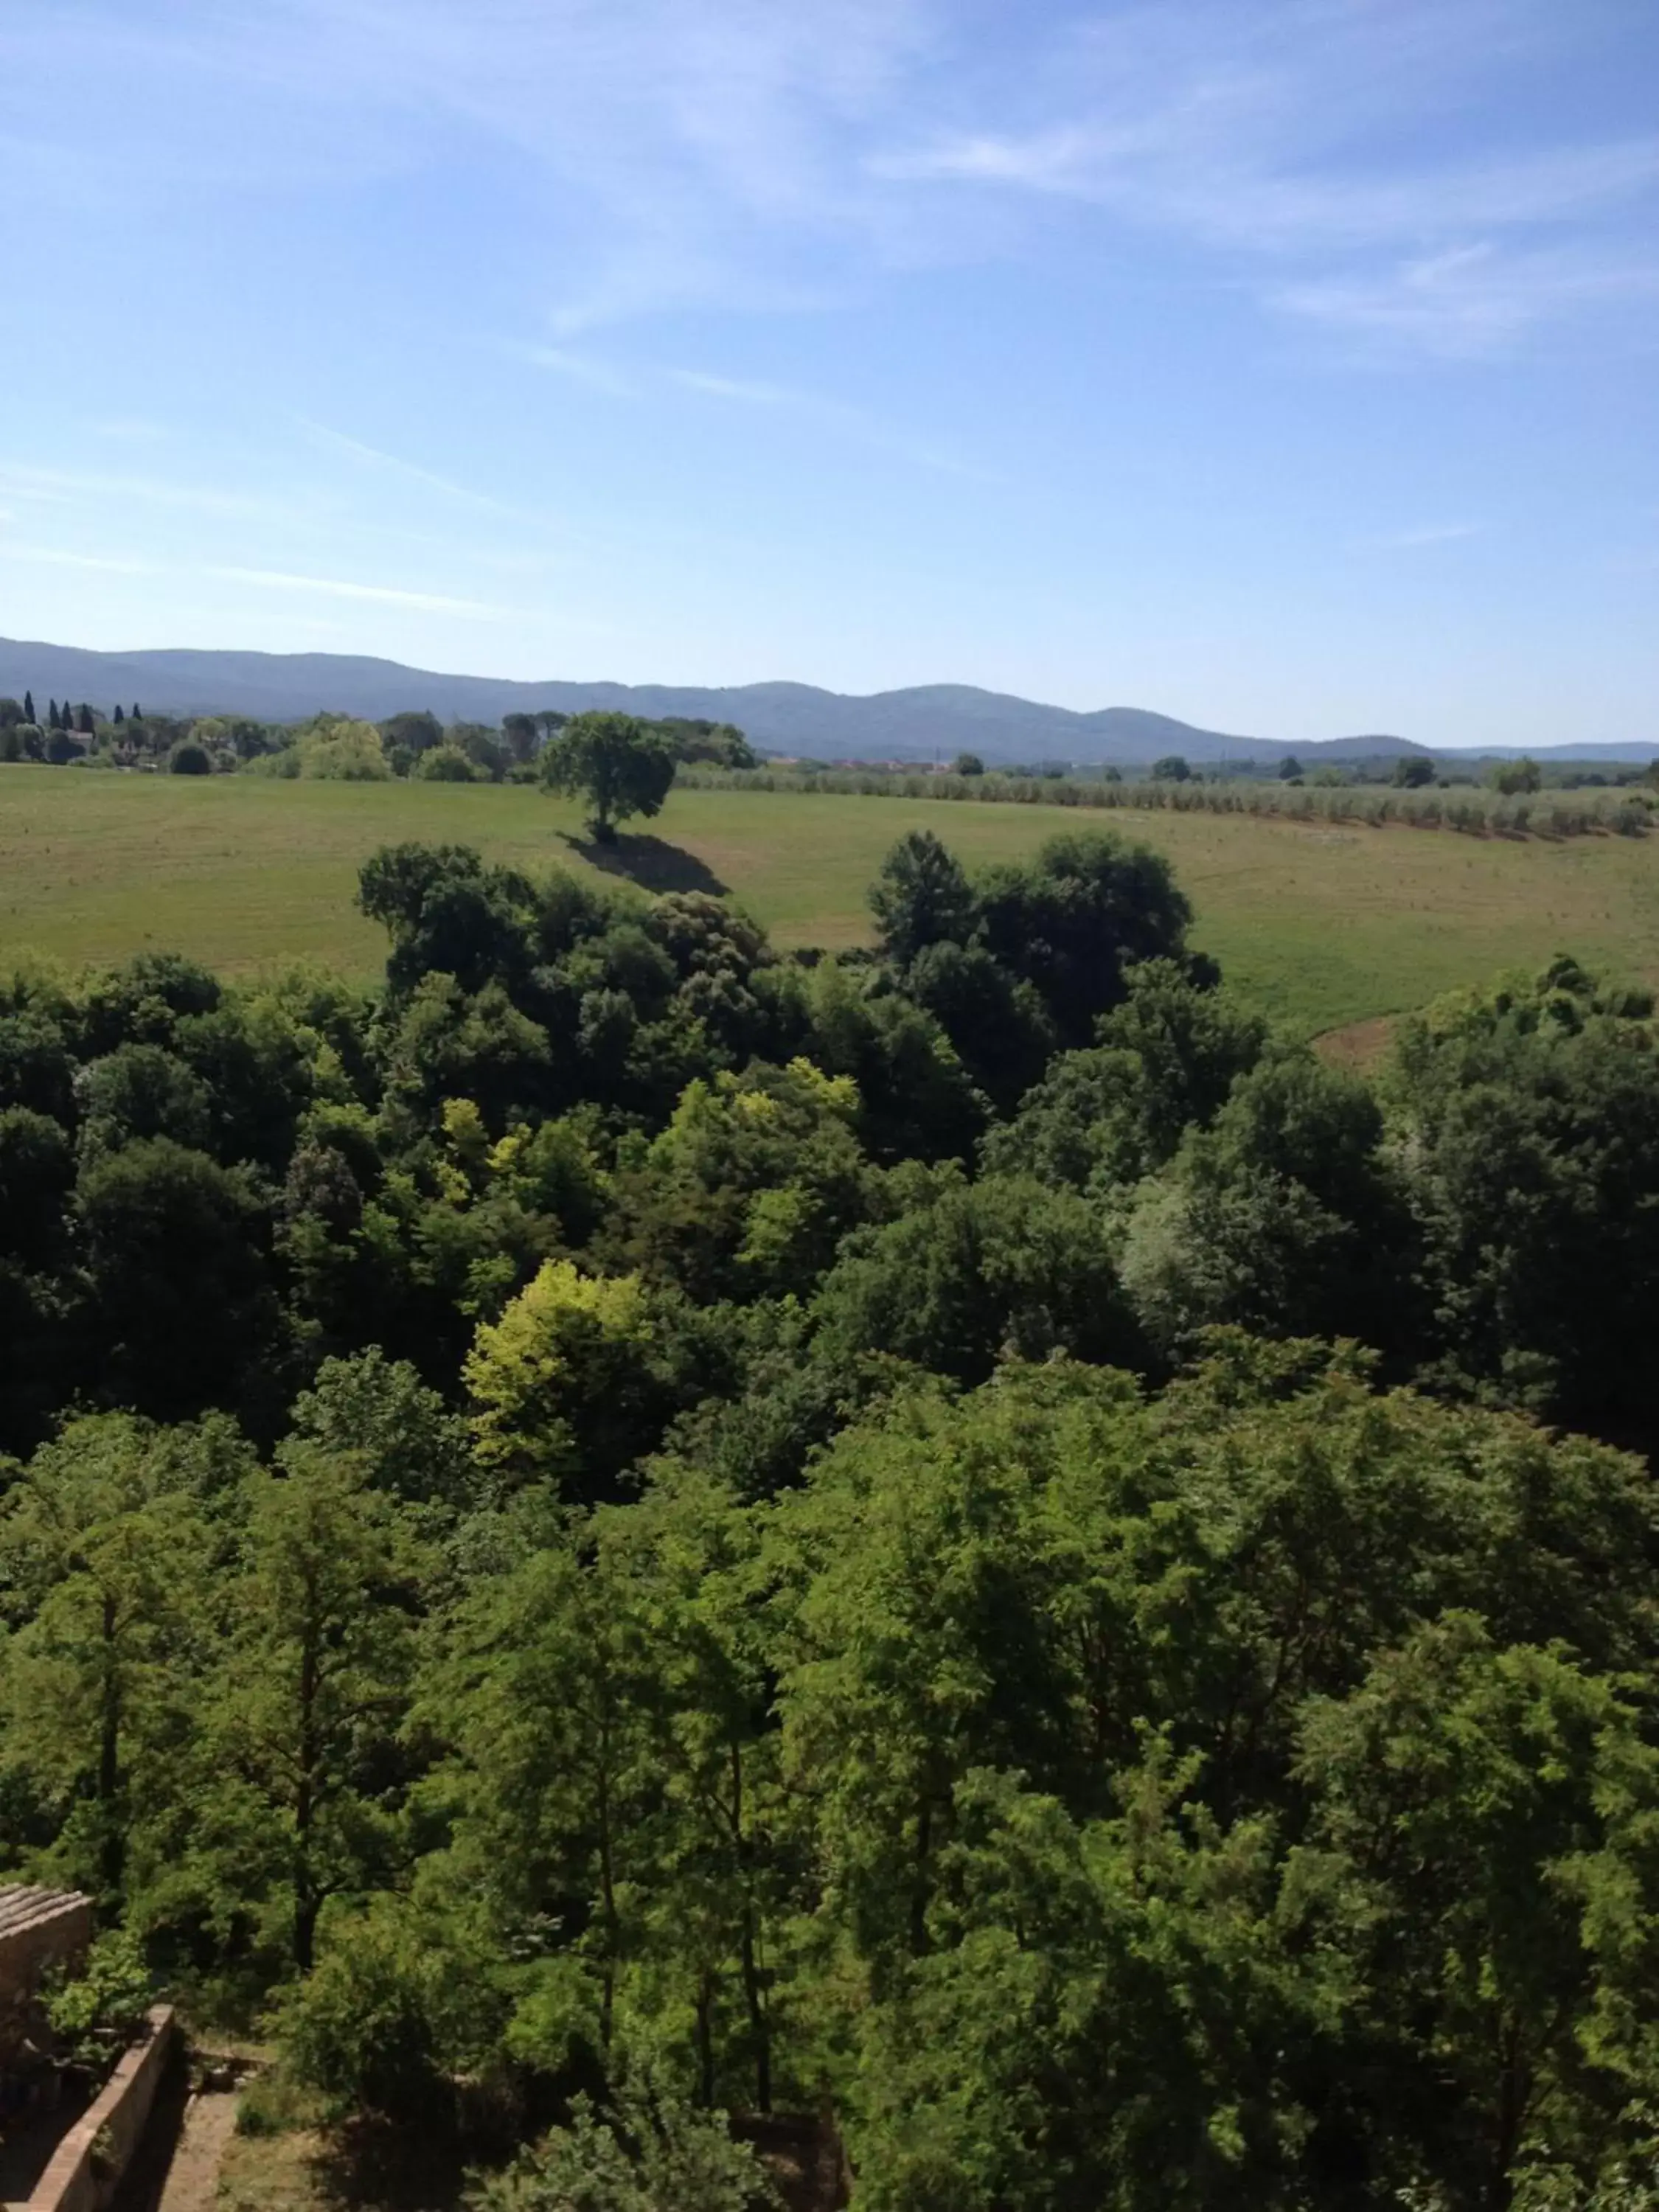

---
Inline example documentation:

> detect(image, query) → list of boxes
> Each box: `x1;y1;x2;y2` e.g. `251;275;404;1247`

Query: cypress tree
23;690;34;723
76;703;94;735
114;703;125;725
47;700;60;731
132;703;142;721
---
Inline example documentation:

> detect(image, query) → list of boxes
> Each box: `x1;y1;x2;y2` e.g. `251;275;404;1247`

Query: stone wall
15;2006;176;2212
0;1892;94;2039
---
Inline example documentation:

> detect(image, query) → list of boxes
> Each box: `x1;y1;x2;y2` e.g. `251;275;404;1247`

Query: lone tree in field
540;710;676;844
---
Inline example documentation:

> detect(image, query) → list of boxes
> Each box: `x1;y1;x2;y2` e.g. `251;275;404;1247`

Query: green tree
287;1348;475;1510
868;831;977;966
472;2062;776;2212
417;743;479;782
380;709;444;757
1489;754;1543;796
608;1059;877;1303
1150;753;1191;781
74;1043;214;1159
974;830;1197;1048
465;1259;664;1498
0;1413;237;1901
501;712;539;766
983;959;1267;1192
1389;959;1659;1441
74;1136;280;1422
1394;753;1436;787
541;712;678;843
168;739;212;775
812;1172;1140;1385
198;1448;434;1969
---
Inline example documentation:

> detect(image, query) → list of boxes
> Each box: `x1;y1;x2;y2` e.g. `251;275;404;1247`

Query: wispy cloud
1272;241;1659;358
867;1;1659;358
4;0;1655;364
293;419;528;520
86;418;170;445
209;564;513;618
0;543;160;576
515;346;641;399
1360;521;1486;551
664;366;995;479
0;460;311;524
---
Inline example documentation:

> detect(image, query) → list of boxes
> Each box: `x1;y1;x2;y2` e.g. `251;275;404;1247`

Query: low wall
20;2006;175;2212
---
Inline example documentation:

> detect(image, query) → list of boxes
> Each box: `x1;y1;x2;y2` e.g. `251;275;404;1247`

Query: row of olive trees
678;759;1657;838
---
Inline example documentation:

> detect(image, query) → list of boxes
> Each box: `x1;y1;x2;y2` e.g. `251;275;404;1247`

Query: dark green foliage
75;1137;279;1421
540;711;678;841
168;739;212;775
286;1348;475;1508
380;709;445;757
75;1043;215;1158
813;1170;1141;1384
1150;752;1191;780
358;844;538;999
869;830;978;965
651;716;757;771
984;958;1267;1189
1388;957;1659;1434
1;827;1658;2210
0;998;78;1120
975;830;1195;1048
0;1107;74;1264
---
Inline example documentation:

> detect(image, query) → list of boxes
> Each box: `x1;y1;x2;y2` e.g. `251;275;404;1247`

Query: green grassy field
4;764;1658;1037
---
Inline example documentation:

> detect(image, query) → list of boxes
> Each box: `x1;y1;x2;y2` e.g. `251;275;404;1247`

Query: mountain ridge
2;636;1646;763
0;636;1421;765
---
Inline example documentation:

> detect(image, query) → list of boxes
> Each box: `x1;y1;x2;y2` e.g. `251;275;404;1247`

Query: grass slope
3;766;1657;1035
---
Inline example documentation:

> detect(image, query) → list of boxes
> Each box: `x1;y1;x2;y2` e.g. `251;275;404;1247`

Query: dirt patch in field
1314;1013;1399;1071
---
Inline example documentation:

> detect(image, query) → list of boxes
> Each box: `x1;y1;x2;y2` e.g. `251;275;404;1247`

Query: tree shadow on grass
560;832;729;897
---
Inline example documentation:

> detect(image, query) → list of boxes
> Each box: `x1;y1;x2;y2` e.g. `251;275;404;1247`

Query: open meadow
3;763;1658;1037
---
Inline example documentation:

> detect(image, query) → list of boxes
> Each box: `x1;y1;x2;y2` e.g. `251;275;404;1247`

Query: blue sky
1;0;1655;745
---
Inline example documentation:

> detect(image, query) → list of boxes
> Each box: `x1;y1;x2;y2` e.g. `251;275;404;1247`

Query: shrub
46;1928;154;2062
169;740;213;776
417;745;480;783
468;2060;776;2212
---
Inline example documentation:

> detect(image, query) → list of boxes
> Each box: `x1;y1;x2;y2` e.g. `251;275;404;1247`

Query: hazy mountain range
1;638;1649;765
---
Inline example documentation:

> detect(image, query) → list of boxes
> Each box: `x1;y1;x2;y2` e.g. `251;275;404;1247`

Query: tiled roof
0;1886;91;1944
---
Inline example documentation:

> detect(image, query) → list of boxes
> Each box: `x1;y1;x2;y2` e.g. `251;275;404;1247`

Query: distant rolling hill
0;636;1434;768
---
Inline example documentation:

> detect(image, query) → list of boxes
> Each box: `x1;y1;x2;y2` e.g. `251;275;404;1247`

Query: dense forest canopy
4;821;1659;2208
